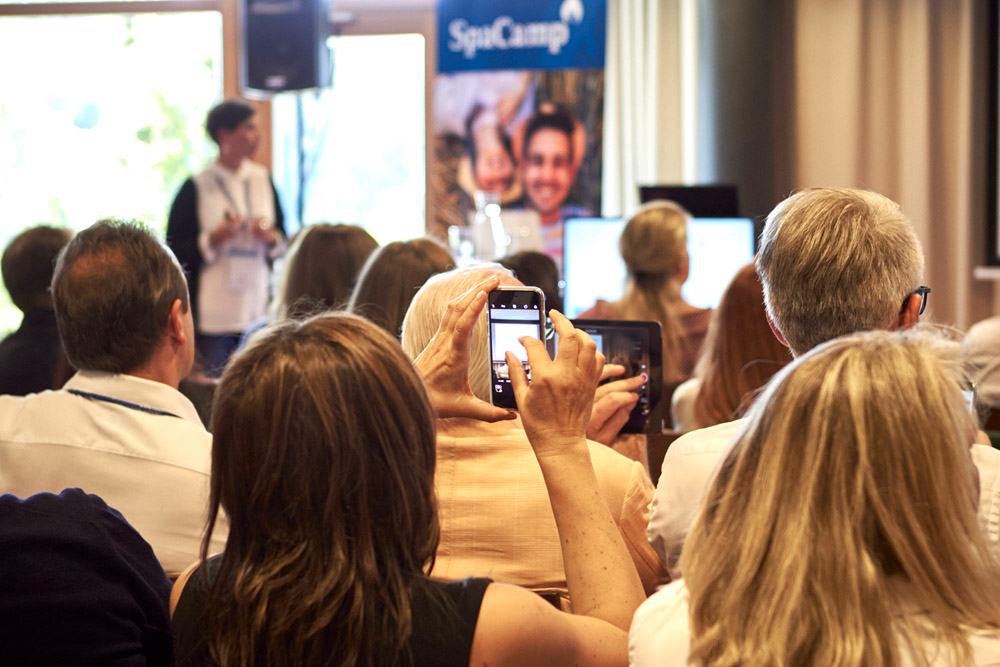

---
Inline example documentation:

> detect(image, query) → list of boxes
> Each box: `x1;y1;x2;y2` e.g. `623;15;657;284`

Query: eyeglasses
900;286;930;316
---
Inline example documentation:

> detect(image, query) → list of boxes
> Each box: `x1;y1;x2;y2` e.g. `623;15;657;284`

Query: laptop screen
562;217;756;318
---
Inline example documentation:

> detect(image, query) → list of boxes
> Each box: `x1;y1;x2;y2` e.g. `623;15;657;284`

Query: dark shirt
0;488;173;666
0;308;66;396
173;554;490;666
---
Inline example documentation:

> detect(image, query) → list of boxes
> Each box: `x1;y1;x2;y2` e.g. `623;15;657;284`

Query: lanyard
213;172;252;220
67;389;181;419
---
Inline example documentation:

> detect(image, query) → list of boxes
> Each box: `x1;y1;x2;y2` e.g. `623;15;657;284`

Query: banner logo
437;0;606;73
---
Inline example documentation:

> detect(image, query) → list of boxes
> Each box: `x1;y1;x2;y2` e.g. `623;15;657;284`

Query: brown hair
52;219;188;373
347;238;454;338
2;225;72;312
276;223;378;320
203;312;439;666
691;264;791;427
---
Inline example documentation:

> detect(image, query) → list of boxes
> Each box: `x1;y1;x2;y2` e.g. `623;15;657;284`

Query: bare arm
508;310;645;627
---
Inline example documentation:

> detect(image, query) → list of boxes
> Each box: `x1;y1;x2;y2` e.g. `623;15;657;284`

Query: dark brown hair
206;99;256;144
692;264;792;427
277;223;378;320
499;250;563;314
2;225;72;312
347;238;454;338
51;219;188;373
203;312;439;666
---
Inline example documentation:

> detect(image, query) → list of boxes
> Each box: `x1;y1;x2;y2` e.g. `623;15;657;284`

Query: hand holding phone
505;309;603;448
487;287;545;408
412;276;515;423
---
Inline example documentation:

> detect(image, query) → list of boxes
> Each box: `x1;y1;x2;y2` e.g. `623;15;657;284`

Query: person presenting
167;99;285;377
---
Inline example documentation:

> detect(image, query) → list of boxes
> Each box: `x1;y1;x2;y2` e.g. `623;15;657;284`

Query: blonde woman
579;201;712;385
631;329;1000;666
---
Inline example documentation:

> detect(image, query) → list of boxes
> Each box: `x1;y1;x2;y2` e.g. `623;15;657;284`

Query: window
271;33;425;244
0;10;222;331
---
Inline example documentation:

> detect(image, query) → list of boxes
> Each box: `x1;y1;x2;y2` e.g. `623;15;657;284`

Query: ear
167;298;188;347
673;256;690;285
766;311;790;349
896;293;921;331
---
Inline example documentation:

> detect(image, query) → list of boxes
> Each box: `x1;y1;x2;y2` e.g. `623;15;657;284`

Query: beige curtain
792;0;990;328
602;0;685;218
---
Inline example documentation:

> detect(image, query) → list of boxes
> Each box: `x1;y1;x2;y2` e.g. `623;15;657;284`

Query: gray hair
756;188;924;356
400;263;518;402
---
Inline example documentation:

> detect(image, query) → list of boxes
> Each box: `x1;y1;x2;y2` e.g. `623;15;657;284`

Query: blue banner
437;0;606;73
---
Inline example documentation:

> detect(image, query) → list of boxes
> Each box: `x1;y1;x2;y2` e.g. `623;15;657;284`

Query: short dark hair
2;225;72;312
206;99;256;144
522;107;575;162
52;219;189;373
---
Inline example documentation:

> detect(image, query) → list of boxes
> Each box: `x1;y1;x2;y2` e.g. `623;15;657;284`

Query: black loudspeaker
243;0;331;93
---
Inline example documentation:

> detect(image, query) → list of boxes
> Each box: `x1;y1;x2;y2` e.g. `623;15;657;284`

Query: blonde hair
682;328;1000;666
617;200;691;381
756;188;924;356
400;264;517;402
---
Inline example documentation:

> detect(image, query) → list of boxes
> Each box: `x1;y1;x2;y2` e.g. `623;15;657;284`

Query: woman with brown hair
347;237;454;339
579;201;712;386
275;222;378;320
671;264;791;431
631;329;1000;666
170;280;645;666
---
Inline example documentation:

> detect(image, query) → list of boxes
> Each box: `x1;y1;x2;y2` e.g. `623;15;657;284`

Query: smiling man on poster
432;0;606;261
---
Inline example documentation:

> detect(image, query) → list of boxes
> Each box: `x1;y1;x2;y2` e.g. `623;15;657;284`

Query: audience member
239;223;378;348
401;265;666;599
170;297;645;666
167;99;285;377
0;224;73;395
274;222;378;321
347;237;453;338
646;188;1000;579
0;488;172;665
963;315;1000;430
579;200;713;387
631;330;1000;665
499;249;563;314
0;219;226;576
671;263;791;431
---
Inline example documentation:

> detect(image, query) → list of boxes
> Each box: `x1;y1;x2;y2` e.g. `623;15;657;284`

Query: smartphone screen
488;287;545;408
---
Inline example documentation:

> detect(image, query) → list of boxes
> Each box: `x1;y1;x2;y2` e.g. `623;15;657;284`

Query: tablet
570;319;664;434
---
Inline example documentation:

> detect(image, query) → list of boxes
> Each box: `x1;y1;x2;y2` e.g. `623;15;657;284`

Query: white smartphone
487;287;545;409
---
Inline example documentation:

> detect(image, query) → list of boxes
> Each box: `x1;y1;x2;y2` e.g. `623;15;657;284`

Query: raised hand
413;276;516;423
587;368;645;445
507;309;604;456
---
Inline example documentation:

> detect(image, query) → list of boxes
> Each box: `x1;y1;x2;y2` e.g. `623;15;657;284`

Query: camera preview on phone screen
488;287;545;409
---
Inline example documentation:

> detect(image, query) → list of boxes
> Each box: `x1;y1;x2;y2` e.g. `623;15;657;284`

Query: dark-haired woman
170;278;645;666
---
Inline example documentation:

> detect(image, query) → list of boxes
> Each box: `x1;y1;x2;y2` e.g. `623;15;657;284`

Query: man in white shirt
0;219;226;576
648;187;1000;577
